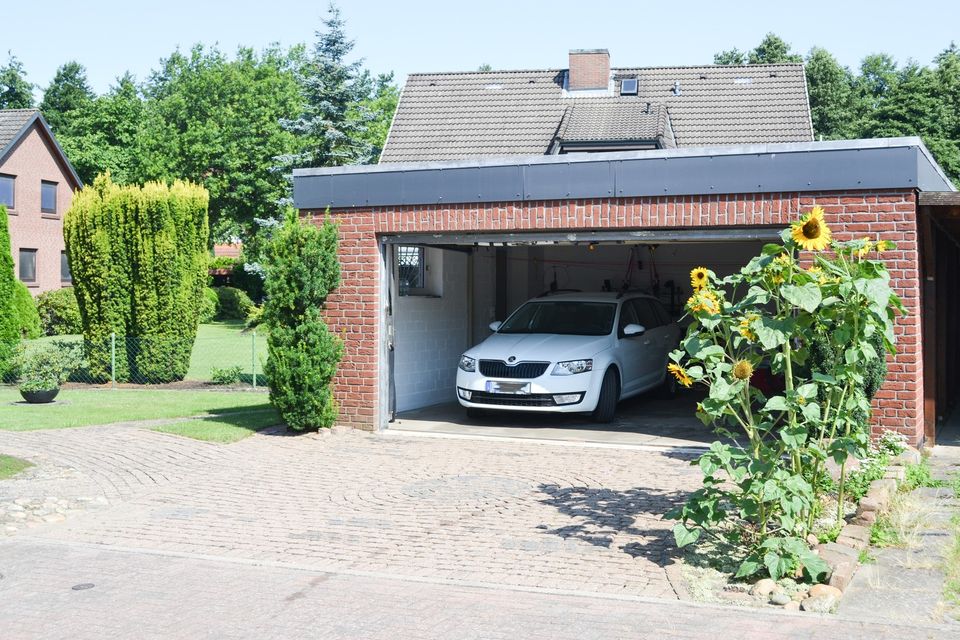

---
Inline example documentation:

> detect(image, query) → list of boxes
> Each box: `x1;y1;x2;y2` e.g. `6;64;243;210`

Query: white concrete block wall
394;248;469;412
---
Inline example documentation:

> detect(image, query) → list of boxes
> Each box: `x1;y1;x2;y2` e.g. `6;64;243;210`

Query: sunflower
856;237;873;260
687;290;721;315
732;359;754;381
690;266;709;291
807;265;828;285
774;253;792;266
791;206;832;251
876;240;895;252
668;363;693;388
738;315;758;341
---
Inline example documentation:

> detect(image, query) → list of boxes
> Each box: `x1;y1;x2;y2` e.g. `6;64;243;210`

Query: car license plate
485;381;530;394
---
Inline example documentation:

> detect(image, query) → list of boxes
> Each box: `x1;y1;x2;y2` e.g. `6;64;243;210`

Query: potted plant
14;340;82;404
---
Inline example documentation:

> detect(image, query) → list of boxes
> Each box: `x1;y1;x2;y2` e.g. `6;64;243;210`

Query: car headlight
551;359;593;375
459;355;476;372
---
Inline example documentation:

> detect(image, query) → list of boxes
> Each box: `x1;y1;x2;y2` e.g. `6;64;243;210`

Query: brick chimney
568;49;610;91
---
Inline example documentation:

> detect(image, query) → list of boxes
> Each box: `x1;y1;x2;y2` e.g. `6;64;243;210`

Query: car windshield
498;301;617;336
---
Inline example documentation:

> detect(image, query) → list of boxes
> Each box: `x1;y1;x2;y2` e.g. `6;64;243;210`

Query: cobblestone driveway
2;425;701;598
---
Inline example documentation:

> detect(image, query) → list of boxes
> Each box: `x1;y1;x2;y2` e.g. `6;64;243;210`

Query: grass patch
153;408;281;443
0;388;271;431
902;460;945;492
943;513;960;620
0;454;32;479
186;321;267;383
870;492;935;549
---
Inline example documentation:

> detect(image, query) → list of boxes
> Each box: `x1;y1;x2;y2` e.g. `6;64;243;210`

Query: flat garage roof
293;137;955;210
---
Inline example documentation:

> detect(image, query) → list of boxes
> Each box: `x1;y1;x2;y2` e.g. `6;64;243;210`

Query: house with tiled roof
1;109;82;294
380;49;812;162
294;48;960;451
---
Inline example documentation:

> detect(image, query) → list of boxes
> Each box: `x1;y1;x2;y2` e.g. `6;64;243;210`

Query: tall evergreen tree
0;54;34;109
0;206;18;380
40;61;95;132
279;4;377;169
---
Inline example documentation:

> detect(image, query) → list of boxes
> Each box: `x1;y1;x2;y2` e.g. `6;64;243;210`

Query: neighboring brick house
0;109;82;294
293;49;960;447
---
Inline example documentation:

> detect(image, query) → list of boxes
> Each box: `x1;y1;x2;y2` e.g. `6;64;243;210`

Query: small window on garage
397;246;426;296
41;181;58;215
19;248;37;284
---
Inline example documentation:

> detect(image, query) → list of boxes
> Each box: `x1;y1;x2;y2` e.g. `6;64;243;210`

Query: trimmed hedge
64;174;209;382
36;287;82;335
0;205;17;379
214;286;254;320
12;281;41;339
199;287;219;323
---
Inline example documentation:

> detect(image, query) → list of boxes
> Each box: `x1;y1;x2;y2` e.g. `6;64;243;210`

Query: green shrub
36;287;83;335
244;305;263;330
0;205;18;380
263;212;342;431
214;286;254;320
210;255;240;270
199;287;219;323
14;340;83;392
210;365;243;385
64;174;209;382
12;281;41;339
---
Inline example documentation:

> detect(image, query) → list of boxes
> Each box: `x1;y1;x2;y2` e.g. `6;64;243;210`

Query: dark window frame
396;245;427;296
41;180;58;215
61;250;72;283
0;173;15;211
18;248;37;284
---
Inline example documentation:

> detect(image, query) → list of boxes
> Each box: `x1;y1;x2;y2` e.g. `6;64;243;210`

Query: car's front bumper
455;369;602;413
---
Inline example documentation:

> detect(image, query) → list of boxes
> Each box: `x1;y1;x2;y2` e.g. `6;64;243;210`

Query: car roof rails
535;288;582;298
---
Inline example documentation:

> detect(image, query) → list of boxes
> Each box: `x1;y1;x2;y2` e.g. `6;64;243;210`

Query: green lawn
0;388;272;431
0;454;33;479
153;407;281;443
34;321;268;385
186;320;268;382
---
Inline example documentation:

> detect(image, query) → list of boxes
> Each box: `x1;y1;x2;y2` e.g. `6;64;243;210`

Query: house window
0;174;14;209
61;251;71;283
19;249;37;283
397;246;426;296
41;181;58;214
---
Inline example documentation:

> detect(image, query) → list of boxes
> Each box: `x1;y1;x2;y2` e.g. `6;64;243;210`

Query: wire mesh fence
16;326;268;388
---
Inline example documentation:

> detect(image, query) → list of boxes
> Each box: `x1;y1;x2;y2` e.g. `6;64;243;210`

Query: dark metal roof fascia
0;112;83;189
293;138;955;210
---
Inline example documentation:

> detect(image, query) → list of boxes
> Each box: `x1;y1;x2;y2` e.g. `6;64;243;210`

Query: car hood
468;333;612;363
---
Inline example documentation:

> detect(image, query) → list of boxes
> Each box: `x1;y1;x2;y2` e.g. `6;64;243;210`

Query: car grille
467;391;558;407
478;360;550;379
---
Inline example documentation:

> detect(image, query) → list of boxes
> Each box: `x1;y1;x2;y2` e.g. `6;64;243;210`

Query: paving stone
801;593;837;613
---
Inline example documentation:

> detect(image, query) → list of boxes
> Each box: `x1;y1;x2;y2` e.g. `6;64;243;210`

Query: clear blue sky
6;0;959;96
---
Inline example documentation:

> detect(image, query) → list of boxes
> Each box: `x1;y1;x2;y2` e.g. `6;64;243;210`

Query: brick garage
295;139;957;446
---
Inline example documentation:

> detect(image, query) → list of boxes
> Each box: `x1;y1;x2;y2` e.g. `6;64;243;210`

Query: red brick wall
1;123;77;295
305;189;924;444
568;50;610;91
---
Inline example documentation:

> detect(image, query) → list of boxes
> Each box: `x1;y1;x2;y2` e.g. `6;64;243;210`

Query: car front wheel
591;368;618;423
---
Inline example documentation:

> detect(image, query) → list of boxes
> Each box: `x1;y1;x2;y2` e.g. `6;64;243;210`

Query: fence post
110;333;116;389
252;331;257;390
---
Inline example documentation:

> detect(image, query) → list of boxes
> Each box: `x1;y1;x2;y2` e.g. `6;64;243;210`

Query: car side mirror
623;323;646;337
489;321;502;332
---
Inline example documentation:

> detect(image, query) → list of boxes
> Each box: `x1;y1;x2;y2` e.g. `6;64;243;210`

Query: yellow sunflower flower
774;253;792;266
690;266;709;291
668;363;693;388
738;315;758;341
687;290;721;315
807;265;828;285
732;360;754;381
876;240;895;252
791;206;832;251
856;237;873;260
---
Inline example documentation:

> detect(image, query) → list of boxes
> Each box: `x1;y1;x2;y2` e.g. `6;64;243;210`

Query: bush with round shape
263;212;342;431
36;287;83;335
12;280;41;339
214;286;254;320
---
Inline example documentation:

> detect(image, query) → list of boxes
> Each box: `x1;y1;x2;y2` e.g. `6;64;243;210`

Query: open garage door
381;227;780;445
